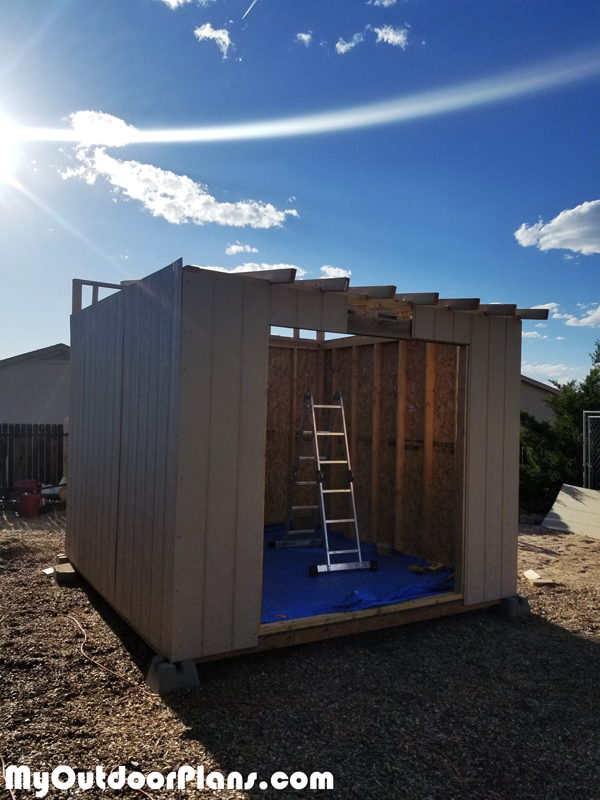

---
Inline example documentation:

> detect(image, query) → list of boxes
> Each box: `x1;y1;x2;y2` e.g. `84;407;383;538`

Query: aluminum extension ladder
278;389;377;576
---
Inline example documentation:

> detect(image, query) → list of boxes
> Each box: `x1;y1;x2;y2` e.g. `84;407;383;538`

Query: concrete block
54;563;77;585
494;594;531;619
56;553;69;564
145;655;199;696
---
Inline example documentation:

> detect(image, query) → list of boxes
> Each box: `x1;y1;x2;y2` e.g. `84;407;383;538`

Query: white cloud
158;0;191;7
62;146;296;228
226;242;259;255
522;362;585;382
373;25;409;49
321;265;351;278
199;263;306;276
531;302;575;320
522;331;542;339
370;0;397;5
296;32;312;47
67;111;138;147
556;337;567;340
160;0;216;7
336;33;364;54
535;323;547;328
514;200;600;255
565;306;600;328
194;24;232;58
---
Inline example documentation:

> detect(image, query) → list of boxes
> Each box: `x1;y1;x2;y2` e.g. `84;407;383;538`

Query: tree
519;342;600;513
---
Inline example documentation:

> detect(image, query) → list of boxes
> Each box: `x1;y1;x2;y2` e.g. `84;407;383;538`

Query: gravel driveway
1;510;599;800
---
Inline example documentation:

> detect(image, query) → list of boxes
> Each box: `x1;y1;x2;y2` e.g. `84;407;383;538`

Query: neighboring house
0;343;70;424
521;374;559;423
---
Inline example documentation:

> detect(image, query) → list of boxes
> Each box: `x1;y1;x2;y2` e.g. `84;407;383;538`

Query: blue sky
1;0;599;383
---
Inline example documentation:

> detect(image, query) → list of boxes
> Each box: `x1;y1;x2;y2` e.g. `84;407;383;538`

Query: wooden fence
0;423;67;491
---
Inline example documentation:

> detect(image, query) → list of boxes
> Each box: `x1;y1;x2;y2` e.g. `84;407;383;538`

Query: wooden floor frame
194;592;498;663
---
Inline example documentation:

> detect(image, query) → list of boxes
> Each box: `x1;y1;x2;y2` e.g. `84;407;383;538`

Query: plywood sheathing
265;337;462;563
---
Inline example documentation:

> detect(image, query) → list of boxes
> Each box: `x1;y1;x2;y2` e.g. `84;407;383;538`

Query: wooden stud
371;343;383;540
394;341;408;551
351;345;359;471
453;346;468;595
422;343;436;558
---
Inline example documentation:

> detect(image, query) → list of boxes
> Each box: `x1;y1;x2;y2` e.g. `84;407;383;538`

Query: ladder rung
320;460;348;464
302;431;315;435
313;404;341;409
296;481;317;486
316;432;344;436
322;489;351;493
289;529;318;534
292;505;318;510
328;549;359;555
299;456;316;460
326;518;355;524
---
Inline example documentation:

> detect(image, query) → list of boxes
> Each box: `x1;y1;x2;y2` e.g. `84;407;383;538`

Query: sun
0;117;19;181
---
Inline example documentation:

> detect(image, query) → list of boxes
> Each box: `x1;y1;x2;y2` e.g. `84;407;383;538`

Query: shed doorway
261;331;466;627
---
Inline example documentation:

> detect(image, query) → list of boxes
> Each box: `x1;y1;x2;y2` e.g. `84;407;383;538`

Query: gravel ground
1;509;599;800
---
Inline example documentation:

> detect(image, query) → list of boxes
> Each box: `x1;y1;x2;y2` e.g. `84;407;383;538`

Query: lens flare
12;50;600;147
0;118;19;180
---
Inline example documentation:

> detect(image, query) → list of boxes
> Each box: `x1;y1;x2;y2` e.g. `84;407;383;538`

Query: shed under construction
66;260;548;662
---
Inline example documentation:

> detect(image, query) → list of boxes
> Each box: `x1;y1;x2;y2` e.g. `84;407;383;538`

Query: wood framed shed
66;259;547;663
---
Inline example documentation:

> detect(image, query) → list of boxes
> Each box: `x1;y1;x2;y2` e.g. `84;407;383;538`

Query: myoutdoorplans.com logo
5;765;334;796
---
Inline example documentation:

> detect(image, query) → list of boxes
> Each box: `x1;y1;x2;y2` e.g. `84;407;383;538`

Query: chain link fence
583;411;600;490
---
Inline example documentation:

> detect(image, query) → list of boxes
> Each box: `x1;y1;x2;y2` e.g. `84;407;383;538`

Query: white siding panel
433;307;455;343
464;313;489;605
170;269;215;661
484;316;506;601
412;305;436;341
452;311;472;345
201;274;245;656
501;318;521;596
270;284;298;327
296;287;323;331
232;278;270;650
321;292;348;334
153;264;183;654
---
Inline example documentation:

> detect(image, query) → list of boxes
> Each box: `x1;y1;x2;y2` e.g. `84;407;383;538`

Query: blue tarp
261;525;454;624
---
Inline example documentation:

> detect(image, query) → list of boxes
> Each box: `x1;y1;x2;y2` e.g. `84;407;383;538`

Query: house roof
521;374;560;394
0;343;70;368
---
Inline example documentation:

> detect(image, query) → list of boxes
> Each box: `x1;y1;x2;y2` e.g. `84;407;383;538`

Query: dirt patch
1;513;599;800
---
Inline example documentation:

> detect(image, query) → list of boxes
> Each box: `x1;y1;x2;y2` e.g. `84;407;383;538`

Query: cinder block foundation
146;655;200;695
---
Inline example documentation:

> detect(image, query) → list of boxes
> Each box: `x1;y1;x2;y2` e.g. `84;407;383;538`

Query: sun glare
0;117;18;180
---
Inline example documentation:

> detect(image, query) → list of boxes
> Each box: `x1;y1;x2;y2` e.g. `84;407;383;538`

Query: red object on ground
19;492;41;517
14;479;39;494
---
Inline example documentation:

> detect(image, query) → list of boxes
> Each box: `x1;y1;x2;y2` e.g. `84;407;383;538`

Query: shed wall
265;337;461;566
411;305;521;604
170;269;271;660
66;262;183;655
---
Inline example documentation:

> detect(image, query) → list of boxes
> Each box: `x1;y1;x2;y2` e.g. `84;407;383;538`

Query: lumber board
464;313;490;605
346;314;411;339
394;341;408;551
430;344;459;566
453;346;468;594
371;343;383;541
422;344;436;559
377;342;399;546
257;597;495;651
484;316;507;601
398;341;426;557
260;591;464;634
232;278;271;650
501;318;522;594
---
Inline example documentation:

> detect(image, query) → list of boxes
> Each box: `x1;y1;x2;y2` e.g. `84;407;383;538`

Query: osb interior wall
264;337;463;566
